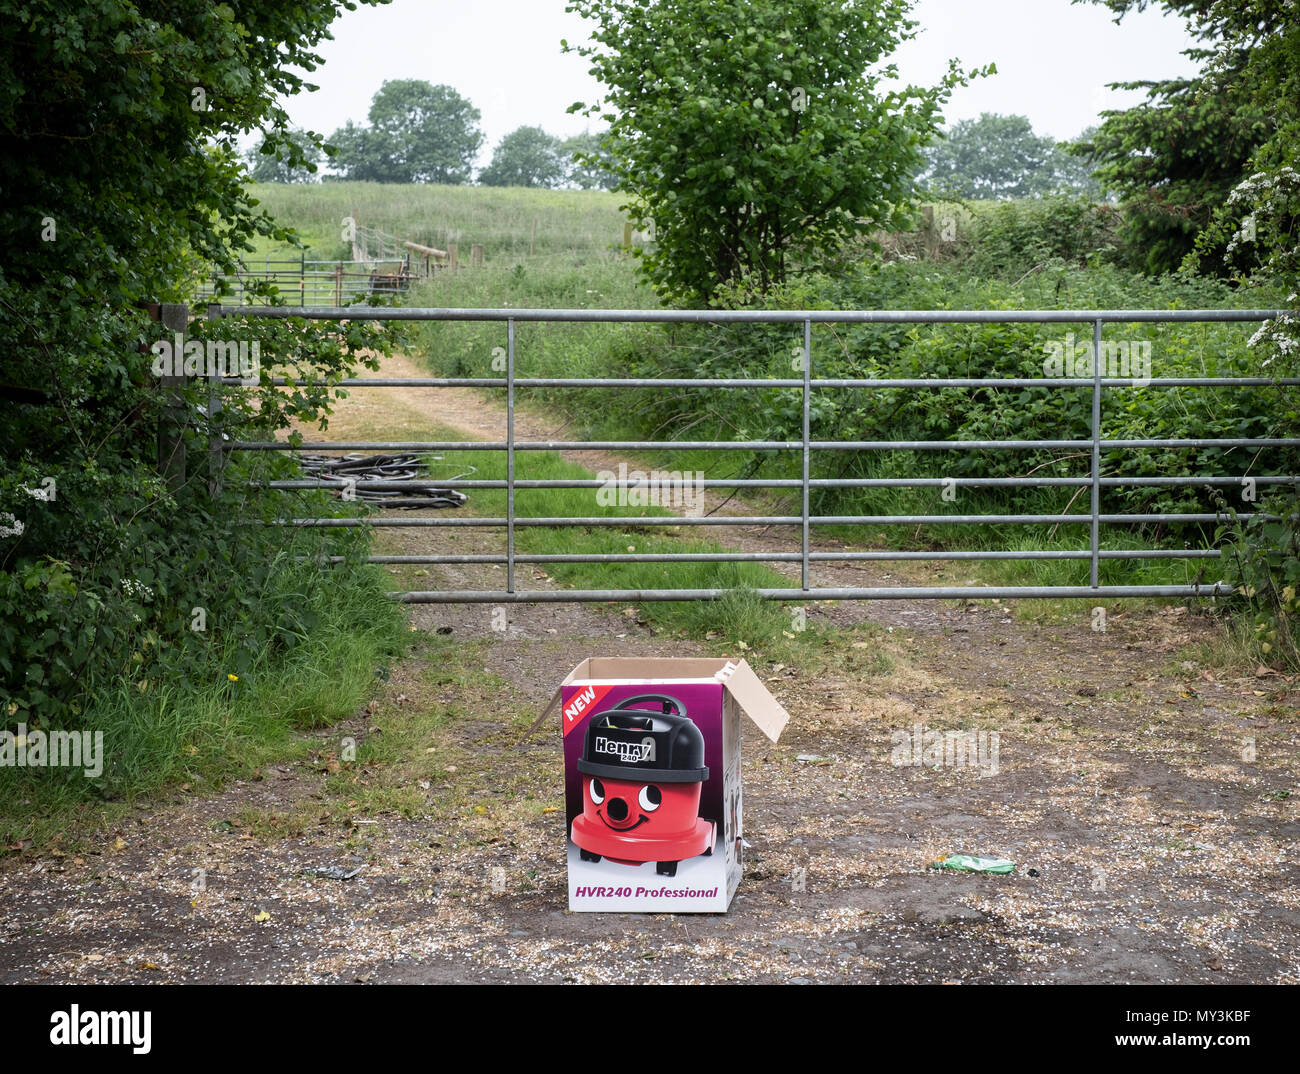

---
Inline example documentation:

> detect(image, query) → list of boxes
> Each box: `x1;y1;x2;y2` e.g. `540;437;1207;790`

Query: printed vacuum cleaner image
549;657;789;913
570;694;715;878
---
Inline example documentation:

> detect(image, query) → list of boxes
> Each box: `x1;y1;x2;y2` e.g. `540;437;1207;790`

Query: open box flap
715;659;789;743
530;657;789;742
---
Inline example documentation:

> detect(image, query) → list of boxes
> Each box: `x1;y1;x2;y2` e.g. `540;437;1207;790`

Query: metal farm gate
208;304;1297;604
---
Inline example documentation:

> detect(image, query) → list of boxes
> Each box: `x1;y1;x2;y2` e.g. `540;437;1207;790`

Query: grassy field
246;181;632;264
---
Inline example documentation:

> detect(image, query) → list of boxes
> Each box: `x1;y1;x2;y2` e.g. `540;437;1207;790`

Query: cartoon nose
607;797;629;821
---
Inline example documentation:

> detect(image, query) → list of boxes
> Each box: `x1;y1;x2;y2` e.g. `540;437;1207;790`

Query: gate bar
227;437;1300;451
802;317;811;592
221;375;1300;389
268;511;1266;527
1090;318;1103;588
331;549;1223;565
258;475;1300;491
395;584;1231;604
506;317;515;594
215;305;1285;324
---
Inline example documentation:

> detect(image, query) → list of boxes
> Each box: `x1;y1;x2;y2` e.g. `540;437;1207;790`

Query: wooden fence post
471;243;484;268
157;302;189;493
447;243;458;269
623;222;633;248
206;303;224;498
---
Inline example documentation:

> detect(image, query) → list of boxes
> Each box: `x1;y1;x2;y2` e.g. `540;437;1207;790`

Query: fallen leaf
253;910;271;923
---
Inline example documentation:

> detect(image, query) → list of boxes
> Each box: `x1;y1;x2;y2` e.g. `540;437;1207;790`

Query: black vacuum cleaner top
576;694;709;783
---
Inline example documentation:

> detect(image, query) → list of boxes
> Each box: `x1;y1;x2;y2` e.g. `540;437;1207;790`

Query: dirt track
1;352;1297;984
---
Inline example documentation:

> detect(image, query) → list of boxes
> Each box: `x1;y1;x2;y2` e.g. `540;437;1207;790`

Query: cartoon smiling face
584;775;702;839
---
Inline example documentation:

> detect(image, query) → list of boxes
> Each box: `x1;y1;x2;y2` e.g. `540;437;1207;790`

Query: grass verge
0;559;409;850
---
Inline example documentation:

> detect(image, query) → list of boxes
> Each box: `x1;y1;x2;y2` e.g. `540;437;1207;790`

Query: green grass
0;559;408;849
245;181;632;264
389;416;835;663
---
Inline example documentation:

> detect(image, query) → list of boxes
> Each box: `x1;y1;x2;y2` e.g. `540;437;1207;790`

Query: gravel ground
2;354;1296;984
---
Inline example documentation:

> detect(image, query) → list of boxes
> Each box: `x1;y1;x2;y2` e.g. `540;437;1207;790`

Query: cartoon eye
589;778;605;804
639;785;661;812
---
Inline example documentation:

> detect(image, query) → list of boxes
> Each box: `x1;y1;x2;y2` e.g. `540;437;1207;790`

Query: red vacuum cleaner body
569;694;715;877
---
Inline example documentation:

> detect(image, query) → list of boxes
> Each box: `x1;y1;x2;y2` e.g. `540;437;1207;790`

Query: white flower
121;578;155;601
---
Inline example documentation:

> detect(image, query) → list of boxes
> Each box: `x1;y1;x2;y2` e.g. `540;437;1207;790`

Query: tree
0;0;395;722
1072;67;1270;273
247;128;325;183
1079;2;1300;662
562;132;619;190
920;113;1101;200
327;120;397;183
330;80;482;184
1058;126;1105;198
563;0;984;306
478;126;568;188
1072;1;1276;273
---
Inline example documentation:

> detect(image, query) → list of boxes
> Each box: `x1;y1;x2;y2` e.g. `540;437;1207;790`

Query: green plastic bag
932;854;1015;874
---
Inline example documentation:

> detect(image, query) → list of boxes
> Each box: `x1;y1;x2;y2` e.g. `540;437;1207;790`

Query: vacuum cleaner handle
610;693;685;717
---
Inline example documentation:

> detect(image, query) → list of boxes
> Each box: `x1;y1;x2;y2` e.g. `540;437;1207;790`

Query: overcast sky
275;0;1201;166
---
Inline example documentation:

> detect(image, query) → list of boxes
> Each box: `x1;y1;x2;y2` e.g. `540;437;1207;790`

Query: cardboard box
541;657;789;913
